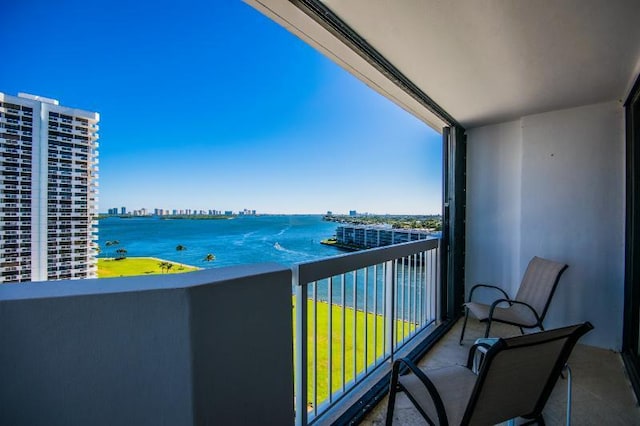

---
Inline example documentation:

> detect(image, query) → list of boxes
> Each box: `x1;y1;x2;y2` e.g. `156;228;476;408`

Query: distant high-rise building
349;210;357;216
0;92;99;283
120;207;126;215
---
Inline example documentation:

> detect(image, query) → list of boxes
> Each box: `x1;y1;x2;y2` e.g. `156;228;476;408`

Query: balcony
2;236;638;424
2;0;640;424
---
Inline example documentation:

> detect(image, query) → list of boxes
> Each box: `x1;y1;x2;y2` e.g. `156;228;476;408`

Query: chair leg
386;368;400;425
484;318;493;338
564;364;572;426
459;307;470;345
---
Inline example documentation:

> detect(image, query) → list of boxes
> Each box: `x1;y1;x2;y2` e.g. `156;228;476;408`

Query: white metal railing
293;239;440;425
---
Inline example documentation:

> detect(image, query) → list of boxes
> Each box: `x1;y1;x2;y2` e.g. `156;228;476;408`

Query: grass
97;257;199;278
294;298;417;407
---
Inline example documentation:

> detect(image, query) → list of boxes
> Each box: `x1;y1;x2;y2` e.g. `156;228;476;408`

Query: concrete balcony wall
0;263;294;426
466;100;624;349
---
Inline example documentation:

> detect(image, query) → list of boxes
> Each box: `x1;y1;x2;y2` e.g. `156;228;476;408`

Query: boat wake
273;242;311;259
275;226;290;237
234;231;257;246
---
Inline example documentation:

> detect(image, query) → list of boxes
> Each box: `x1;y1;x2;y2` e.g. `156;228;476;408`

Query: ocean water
98;215;436;315
97;215;341;268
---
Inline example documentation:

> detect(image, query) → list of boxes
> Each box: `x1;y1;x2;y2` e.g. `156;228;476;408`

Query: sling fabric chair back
463;322;593;425
514;256;568;323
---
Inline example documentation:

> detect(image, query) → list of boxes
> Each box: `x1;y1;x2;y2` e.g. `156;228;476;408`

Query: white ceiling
248;0;640;129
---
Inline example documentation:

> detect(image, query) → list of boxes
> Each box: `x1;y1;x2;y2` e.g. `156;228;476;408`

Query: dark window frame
623;71;640;402
290;1;467;423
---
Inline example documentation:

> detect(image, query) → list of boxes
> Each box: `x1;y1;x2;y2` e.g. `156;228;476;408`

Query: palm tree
204;253;215;263
158;261;169;273
166;263;173;273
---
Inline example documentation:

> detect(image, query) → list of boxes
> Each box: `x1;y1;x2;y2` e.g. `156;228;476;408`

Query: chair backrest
515;256;568;320
462;322;593;425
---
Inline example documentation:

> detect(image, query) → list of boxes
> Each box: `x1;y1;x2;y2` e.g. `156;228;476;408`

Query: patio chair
459;256;568;344
386;322;593;426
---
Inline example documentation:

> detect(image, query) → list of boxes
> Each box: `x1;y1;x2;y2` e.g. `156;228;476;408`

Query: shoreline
97;256;201;278
100;256;200;269
144;256;202;270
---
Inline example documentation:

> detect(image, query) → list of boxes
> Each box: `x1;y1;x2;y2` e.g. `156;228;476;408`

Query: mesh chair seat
399;365;476;425
387;322;593;426
465;301;539;327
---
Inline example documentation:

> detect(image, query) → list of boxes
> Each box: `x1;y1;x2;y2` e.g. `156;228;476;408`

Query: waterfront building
120;206;126;215
335;225;432;249
0;92;99;283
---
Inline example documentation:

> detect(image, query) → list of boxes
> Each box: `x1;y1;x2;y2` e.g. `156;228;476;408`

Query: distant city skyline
105;206;257;216
103;206;428;217
1;1;443;215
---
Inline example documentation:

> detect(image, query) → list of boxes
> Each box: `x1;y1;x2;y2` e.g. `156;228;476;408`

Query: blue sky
1;0;442;215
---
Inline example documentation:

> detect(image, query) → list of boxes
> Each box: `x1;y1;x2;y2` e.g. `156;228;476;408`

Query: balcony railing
293;238;439;425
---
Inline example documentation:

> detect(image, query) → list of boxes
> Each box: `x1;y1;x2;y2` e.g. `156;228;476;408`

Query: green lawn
294;298;417;406
98;257;199;278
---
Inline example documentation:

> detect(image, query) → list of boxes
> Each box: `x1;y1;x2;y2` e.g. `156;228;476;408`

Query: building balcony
1;239;638;425
2;0;640;423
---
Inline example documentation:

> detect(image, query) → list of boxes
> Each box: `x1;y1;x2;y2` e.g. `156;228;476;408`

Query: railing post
385;260;395;361
294;266;307;426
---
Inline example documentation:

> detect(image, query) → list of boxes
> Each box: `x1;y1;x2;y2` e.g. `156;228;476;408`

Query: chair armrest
467;284;510;303
392;358;449;425
488;299;542;324
465;341;496;370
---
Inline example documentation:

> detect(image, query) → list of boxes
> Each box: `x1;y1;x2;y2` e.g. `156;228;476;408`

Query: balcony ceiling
249;0;640;129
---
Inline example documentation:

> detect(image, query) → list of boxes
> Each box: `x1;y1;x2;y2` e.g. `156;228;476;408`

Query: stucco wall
466;101;625;349
0;264;294;425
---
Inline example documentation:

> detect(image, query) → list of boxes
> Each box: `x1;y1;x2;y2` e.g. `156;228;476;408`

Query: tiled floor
361;319;640;425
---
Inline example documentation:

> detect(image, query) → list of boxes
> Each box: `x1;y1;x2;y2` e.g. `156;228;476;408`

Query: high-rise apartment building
0;92;99;283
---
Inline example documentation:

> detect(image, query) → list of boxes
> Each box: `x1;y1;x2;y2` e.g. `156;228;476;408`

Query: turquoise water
97;215;341;268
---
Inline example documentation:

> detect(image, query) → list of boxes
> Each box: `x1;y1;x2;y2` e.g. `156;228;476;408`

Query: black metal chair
386;322;593;425
460;256;568;344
